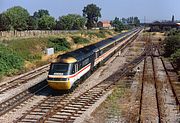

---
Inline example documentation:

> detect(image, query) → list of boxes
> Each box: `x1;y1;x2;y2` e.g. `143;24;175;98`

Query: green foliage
170;49;180;68
84;30;106;38
8;38;47;61
127;16;140;26
83;4;101;29
0;13;11;31
48;38;70;52
111;17;124;32
33;9;55;30
0;44;24;76
73;36;90;44
164;35;180;57
5;6;30;31
27;16;38;30
33;9;50;19
164;30;180;69
165;29;180;36
96;30;106;38
38;15;56;30
132;17;140;26
103;30;113;35
57;14;86;30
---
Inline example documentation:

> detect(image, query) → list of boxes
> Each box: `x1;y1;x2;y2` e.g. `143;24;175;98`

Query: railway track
157;48;180;112
14;39;149;123
0;64;49;94
0;81;48;116
137;41;180;122
138;56;161;122
137;41;161;122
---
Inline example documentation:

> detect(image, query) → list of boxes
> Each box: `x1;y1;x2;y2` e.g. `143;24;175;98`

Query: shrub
164;35;180;57
105;30;113;35
0;44;24;76
171;49;180;68
85;31;106;38
48;38;70;52
95;30;106;38
72;36;90;44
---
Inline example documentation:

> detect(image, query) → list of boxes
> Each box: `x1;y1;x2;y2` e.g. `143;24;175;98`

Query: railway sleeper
21;119;37;122
46;119;64;123
61;109;76;113
52;114;69;119
57;112;72;116
67;104;83;108
64;106;79;110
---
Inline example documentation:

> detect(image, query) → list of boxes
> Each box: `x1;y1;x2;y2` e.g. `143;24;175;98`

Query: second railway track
0;64;49;94
137;42;180;122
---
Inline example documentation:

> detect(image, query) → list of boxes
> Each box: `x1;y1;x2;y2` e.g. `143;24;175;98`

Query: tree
127;17;134;24
0;13;11;31
126;16;140;26
111;17;124;32
38;15;56;30
27;16;38;30
133;17;140;26
33;9;50;19
121;18;127;24
83;4;101;29
5;6;30;31
164;35;180;57
56;14;86;30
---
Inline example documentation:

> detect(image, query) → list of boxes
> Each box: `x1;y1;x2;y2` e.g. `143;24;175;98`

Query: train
47;28;141;90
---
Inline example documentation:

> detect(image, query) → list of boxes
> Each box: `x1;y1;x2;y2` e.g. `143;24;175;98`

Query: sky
0;0;180;22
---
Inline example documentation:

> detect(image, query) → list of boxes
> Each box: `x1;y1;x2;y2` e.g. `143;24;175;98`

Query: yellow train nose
47;80;71;90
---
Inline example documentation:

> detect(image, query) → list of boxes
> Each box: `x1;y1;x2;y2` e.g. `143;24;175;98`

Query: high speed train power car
47;29;141;90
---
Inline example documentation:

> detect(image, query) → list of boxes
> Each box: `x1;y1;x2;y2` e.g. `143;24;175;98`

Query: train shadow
27;80;69;97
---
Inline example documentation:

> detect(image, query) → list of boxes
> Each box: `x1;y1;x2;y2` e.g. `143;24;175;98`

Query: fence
0;30;79;41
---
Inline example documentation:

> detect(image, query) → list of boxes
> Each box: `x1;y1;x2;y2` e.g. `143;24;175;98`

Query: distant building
97;21;113;29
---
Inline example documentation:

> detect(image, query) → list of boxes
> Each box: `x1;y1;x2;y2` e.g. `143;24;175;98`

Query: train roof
57;29;136;62
58;44;96;62
93;31;131;49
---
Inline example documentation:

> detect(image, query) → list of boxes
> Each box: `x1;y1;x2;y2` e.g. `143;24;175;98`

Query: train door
74;63;79;80
90;53;95;70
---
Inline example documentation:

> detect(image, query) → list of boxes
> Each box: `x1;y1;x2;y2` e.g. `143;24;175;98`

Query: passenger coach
47;29;140;90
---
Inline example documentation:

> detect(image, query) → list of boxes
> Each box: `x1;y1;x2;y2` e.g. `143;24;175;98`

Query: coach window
82;58;89;67
75;64;78;72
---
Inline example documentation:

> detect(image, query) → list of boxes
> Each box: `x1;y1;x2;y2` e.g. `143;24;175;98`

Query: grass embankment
0;30;117;79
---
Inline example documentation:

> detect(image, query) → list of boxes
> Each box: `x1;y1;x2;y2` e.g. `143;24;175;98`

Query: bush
171;49;180;68
164;35;180;57
105;30;113;35
95;30;106;38
48;38;70;52
165;29;180;36
0;44;24;76
73;36;90;44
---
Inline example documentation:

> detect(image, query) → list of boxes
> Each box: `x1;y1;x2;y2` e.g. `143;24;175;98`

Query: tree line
0;4;140;31
111;17;140;32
